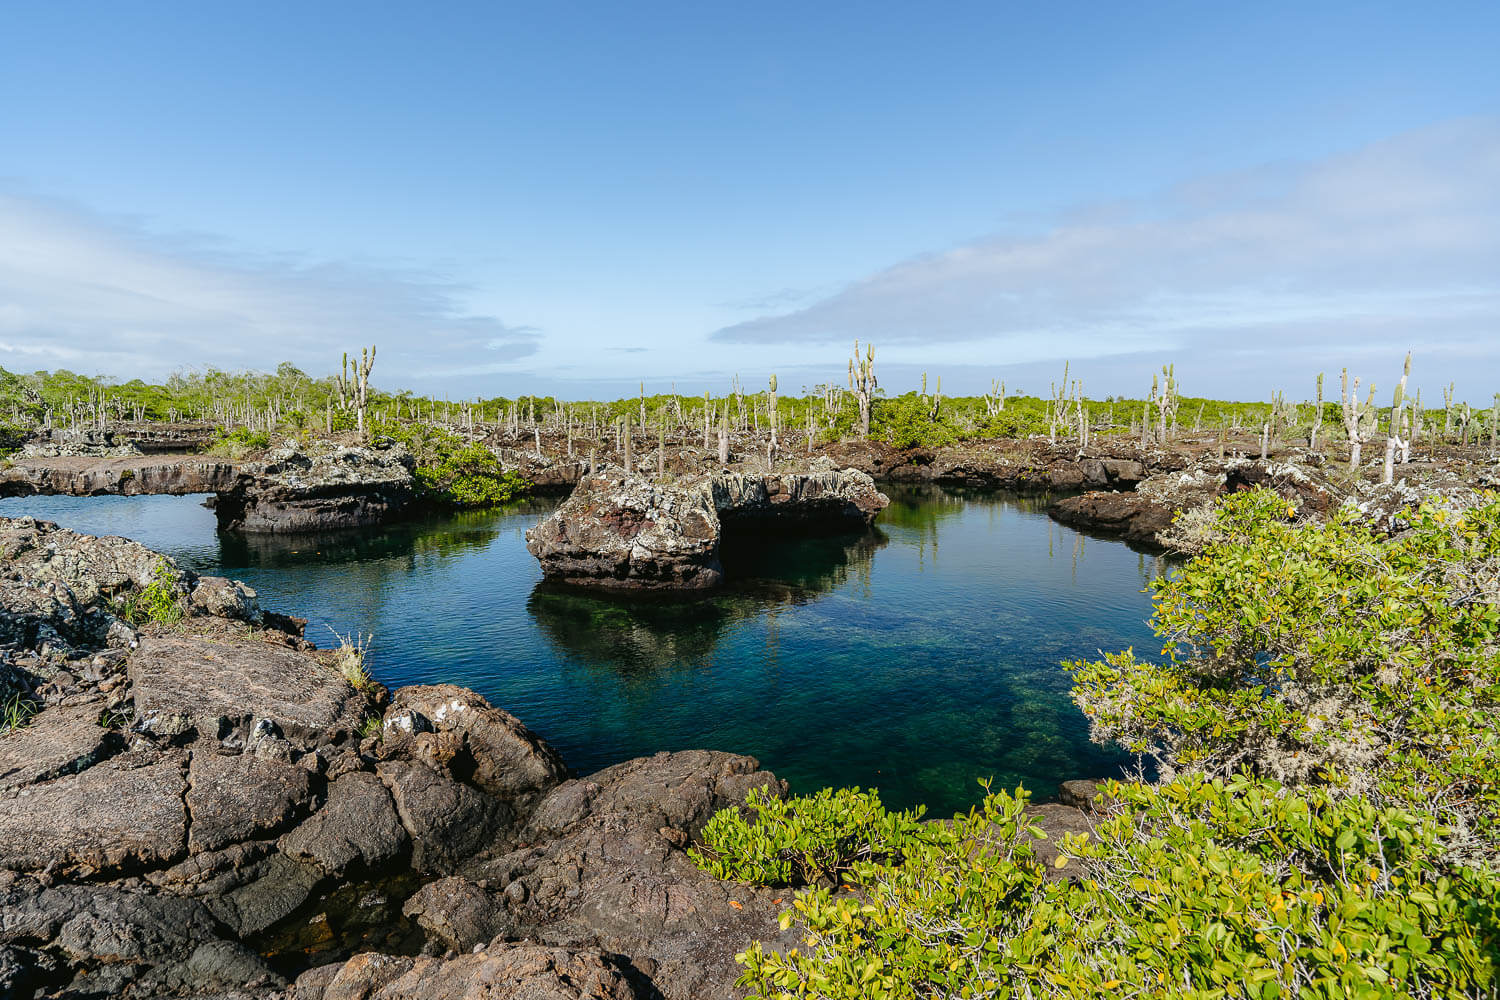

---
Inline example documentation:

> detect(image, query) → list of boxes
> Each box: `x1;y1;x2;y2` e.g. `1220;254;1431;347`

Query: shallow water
2;485;1167;817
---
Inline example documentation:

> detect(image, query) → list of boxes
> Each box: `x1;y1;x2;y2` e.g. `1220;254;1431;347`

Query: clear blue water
0;486;1167;817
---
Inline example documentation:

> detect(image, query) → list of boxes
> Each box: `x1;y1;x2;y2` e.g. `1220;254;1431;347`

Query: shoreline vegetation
2;345;1498;997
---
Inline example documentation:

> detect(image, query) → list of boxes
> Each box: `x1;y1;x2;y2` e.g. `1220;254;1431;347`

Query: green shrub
728;780;1499;999
114;559;186;626
379;422;531;509
207;426;271;459
691;786;927;887
702;489;1500;998
1070;489;1500;865
873;393;961;449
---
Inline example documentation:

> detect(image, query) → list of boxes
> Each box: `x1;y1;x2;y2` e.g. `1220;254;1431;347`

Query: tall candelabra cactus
1152;364;1180;446
335;346;376;440
1048;361;1070;445
1382;352;1412;485
1340;368;1377;474
848;341;876;439
768;374;779;463
1309;373;1325;450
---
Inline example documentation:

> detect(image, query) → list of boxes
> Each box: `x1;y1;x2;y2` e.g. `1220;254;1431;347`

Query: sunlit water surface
2;485;1167;816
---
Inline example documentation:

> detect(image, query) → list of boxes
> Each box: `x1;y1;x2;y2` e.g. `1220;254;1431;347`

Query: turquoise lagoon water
1;486;1167;817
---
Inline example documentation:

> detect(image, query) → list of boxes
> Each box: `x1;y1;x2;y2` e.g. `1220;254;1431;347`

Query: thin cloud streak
711;118;1500;381
0;191;540;380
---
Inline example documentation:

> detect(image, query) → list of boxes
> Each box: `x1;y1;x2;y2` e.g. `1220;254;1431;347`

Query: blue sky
2;2;1497;401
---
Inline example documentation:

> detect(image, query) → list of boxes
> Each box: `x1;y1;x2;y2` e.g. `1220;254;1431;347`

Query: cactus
1309;373;1324;450
334;346;376;440
983;378;1006;415
1048;361;1071;444
1340;368;1377;473
718;415;729;465
623;413;633;472
768;374;779;462
1152;364;1180;445
847;341;876;438
1382;352;1412;483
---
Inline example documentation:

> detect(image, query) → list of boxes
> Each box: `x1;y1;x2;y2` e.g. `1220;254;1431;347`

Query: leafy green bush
1070;489;1500;865
700;488;1500;998
873;393;961;449
206;426;271;459
379;422;531;509
727;781;1499;999
114;559;186;626
691;786;927;887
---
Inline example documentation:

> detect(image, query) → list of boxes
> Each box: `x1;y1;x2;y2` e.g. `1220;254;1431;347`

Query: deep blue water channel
2;485;1166;817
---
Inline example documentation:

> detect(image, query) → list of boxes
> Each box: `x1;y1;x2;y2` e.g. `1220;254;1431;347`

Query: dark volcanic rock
129;633;367;745
279;771;409;877
212;442;416;534
186;748;316;854
386;684;567;809
0;454;239;499
1049;490;1176;548
379;759;511;875
302;944;646;1000
0;514;264;657
1049;457;1340;553
0;749;189;876
0;700;123;792
526;469;888;591
524;473;724;590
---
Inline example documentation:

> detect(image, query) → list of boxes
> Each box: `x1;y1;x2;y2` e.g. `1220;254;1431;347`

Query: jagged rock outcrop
211;442;417;534
0;515;261;658
1048;457;1340;552
525;470;888;591
0;454;240;499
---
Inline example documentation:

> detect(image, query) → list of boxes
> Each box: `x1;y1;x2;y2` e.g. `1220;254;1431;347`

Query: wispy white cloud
0;192;540;382
711;118;1500;395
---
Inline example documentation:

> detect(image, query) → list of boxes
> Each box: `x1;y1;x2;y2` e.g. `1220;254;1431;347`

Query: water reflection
528;527;889;675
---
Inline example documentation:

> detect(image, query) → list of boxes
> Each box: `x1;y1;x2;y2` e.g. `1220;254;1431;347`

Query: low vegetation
695;488;1500;998
1;692;38;733
376;421;531;508
112;559;186;626
327;627;373;690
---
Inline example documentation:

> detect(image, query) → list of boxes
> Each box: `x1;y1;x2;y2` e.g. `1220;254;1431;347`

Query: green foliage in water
699;488;1500;998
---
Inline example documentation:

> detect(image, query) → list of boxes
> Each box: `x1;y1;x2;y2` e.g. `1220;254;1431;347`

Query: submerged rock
525;469;888;591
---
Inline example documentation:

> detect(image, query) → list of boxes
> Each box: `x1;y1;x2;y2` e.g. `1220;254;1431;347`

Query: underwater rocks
525;469;888;591
211;441;417;534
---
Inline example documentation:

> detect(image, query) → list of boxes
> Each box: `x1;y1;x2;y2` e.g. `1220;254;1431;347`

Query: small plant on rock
328;627;373;690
